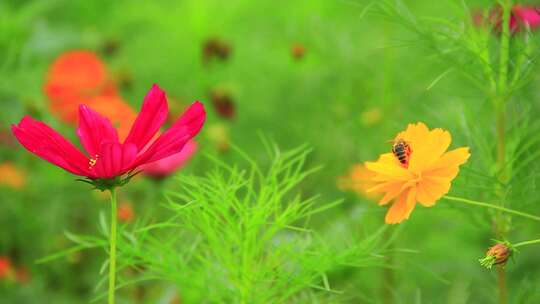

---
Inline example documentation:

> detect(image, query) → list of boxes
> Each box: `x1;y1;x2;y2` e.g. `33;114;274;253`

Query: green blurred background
1;0;540;303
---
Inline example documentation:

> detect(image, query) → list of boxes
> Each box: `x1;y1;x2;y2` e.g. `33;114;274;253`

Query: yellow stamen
88;154;99;169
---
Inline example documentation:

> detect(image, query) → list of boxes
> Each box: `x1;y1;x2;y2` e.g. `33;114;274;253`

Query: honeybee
390;139;412;168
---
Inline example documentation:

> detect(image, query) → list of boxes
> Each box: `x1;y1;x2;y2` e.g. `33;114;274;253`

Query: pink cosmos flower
473;5;540;33
512;5;540;31
141;140;197;178
12;84;205;188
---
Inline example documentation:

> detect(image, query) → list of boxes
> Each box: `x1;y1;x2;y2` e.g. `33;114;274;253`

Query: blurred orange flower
44;51;118;123
338;164;380;201
365;122;470;224
118;202;135;223
86;95;137;141
0;162;26;190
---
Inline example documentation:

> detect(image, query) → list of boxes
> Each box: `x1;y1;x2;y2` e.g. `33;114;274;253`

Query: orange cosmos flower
364;122;470;224
0;162;26;190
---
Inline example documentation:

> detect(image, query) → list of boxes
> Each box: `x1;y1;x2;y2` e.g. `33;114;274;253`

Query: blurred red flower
0;256;13;279
141;140;197;178
12;84;205;182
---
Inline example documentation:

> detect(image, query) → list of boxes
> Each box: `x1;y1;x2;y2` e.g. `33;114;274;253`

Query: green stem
495;3;511;303
443;195;540;222
495;0;512;187
497;0;511;98
108;188;118;304
381;228;395;304
497;267;507;304
514;239;540;248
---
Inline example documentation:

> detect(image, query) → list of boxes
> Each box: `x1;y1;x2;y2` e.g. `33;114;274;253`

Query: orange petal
379;183;404;205
408;127;452;172
366;181;405;205
431;147;470;169
385;188;417;224
416;177;450;207
425;166;459;180
365;153;412;181
395;122;430;144
425;147;470;179
338;164;381;200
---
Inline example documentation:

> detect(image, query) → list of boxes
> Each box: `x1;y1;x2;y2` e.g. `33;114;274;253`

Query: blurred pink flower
473;5;540;33
142;140;198;178
512;5;540;30
12;84;205;184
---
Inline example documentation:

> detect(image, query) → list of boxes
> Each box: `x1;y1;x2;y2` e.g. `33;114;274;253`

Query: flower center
88;155;99;169
403;172;423;190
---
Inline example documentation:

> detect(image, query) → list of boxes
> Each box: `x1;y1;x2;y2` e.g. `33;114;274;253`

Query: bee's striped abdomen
392;139;411;168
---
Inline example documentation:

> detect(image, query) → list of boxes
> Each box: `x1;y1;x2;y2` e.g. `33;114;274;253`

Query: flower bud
479;243;512;269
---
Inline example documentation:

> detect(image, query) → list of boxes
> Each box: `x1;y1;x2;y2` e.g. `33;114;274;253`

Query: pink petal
133;101;205;167
171;101;206;137
77;105;119;157
141;140;197;177
124;84;168;151
11;116;90;176
91;142;137;178
514;6;540;28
